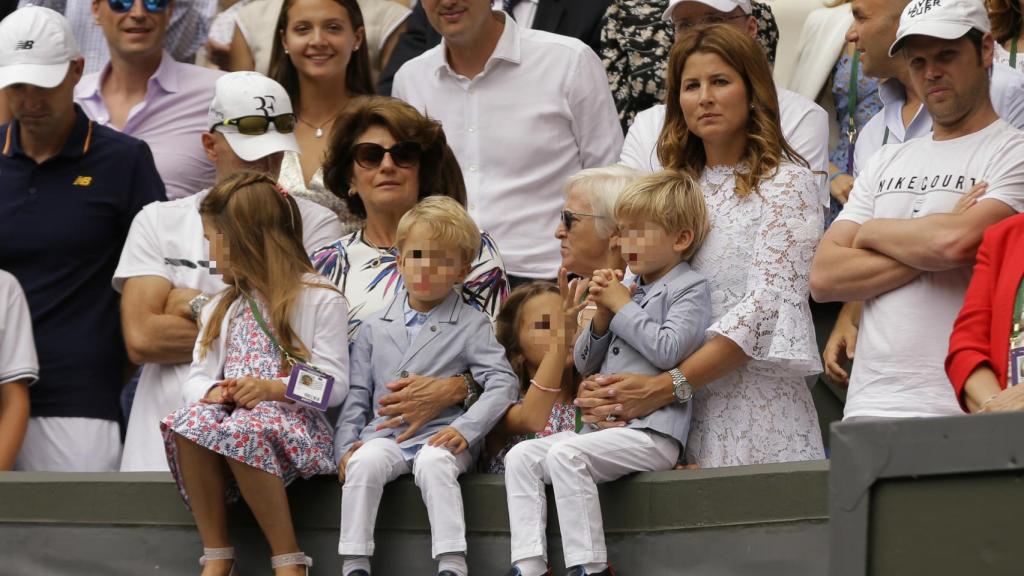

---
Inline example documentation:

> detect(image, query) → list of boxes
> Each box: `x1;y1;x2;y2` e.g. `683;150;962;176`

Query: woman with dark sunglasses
311;96;509;439
269;0;374;230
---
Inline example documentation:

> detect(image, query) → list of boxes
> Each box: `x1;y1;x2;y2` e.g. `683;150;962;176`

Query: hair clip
275;184;290;198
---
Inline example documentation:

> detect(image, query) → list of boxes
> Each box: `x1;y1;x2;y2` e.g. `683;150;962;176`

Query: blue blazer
335;289;518;458
574;261;711;446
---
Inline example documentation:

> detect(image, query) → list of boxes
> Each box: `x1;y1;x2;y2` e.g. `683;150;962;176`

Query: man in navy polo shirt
0;6;165;471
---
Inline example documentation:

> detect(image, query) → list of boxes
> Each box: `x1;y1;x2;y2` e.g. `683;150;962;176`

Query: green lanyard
1013;278;1024;339
846;50;861;174
247;297;306;367
1012;38;1019;69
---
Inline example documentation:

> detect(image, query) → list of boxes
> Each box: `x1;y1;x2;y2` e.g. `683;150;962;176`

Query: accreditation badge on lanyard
1009;279;1024;388
247;298;335;411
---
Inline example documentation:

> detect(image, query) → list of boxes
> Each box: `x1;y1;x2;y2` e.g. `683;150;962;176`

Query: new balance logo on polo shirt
14;40;34;50
72;176;92;186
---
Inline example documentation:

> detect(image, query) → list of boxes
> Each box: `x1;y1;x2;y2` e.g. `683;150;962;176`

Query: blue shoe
346;571;370;576
502;568;552;576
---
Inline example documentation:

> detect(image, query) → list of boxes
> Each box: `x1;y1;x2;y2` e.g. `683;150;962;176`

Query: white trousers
504;428;679;567
15;417;122;472
339;437;474;558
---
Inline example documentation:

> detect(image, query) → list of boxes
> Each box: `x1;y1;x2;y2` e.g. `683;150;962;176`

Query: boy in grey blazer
336;198;517;576
503;172;711;576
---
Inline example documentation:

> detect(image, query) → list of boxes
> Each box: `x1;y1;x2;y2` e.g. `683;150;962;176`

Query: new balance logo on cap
14;40;34;50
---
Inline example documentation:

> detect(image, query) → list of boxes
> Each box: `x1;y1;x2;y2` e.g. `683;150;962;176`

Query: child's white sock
437;552;468;576
513;556;548;576
342;556;371;575
583;562;608;574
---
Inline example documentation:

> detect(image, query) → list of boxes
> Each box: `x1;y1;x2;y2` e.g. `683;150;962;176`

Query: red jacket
946;213;1024;411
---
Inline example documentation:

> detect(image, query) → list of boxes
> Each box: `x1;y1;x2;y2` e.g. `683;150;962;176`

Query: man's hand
427;426;469;454
337;440;364;485
377;374;466;442
829;173;854;206
164;288;202;321
823;315;858;386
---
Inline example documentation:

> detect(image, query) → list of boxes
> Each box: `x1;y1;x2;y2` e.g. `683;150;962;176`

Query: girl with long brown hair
577;24;825;468
989;0;1024;70
161;172;349;576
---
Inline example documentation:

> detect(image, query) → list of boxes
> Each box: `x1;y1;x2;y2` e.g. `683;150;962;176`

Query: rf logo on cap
254;95;276;116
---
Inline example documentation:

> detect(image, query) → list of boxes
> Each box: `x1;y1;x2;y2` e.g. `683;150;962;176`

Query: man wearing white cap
113;71;341;472
811;0;1024;422
0;6;166;471
619;0;831;210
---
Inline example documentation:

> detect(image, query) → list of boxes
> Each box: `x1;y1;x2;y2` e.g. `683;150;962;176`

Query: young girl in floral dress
161;172;349;576
485;271;586;474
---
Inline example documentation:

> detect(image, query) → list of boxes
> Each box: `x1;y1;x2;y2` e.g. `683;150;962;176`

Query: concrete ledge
0;461;830;575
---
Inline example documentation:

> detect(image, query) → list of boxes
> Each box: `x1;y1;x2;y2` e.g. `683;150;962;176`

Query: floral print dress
161;300;337;507
485;402;581;474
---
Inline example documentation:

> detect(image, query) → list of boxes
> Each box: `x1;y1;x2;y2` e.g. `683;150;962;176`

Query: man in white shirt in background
810;0;1024;422
392;0;622;287
114;72;341;472
620;0;830;210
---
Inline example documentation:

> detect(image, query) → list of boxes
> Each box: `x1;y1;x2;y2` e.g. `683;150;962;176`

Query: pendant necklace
298;112;339;139
363;232;395;268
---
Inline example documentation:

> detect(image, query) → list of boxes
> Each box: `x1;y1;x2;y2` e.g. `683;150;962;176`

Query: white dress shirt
853;63;1024;176
620;87;831;208
392;13;623;278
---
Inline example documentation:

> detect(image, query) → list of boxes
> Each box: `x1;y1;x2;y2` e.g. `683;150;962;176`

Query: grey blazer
335;289;518;458
574;261;711;446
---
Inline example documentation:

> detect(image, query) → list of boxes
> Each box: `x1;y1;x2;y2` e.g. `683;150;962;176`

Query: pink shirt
76;53;223;200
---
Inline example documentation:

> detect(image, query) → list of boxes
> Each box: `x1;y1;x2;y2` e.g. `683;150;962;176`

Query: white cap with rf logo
0;6;81;89
207;71;300;162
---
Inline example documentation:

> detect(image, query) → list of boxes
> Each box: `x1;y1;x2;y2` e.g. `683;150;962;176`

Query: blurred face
669;3;757;41
903;34;992;130
679;52;749;147
554;185;614;277
618;219;691;281
93;0;172;60
202;216;235;282
397;224;471;308
350;124;421;218
420;0;494;45
848;0;903;78
5;59;83;137
516;292;573;372
203;132;284;181
280;0;363;84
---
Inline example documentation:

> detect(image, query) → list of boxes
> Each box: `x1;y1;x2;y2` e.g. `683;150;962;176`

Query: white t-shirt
111;190;342;472
0;270;38;387
619;86;831;207
836;119;1024;419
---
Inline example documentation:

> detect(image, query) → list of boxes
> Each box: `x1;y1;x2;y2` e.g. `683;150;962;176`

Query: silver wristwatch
188;293;210;323
670;368;692;404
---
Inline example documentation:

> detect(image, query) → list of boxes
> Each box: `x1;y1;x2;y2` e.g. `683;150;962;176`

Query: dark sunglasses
107;0;171;13
211;114;297;136
561;209;605;231
351;141;422;169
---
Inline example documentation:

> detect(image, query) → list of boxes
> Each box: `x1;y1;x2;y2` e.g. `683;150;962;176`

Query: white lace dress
278;151;361;234
686;163;825;467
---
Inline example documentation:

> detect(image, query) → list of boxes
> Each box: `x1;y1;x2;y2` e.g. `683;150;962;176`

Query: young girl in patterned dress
485;272;586;474
161;172;349;576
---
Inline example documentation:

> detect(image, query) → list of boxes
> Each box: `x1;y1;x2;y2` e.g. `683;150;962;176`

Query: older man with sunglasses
0;7;166;471
113;71;342;472
74;0;222;200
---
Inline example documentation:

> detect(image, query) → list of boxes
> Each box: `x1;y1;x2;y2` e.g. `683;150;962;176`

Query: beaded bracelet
530;379;561;393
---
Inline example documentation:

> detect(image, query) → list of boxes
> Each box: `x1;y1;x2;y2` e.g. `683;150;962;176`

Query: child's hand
557;267;587;347
337;440;364;485
201;381;234;404
231;377;277;409
589;269;631;313
427;426;469;455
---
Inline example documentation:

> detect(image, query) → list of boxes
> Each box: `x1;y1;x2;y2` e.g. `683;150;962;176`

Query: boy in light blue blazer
336;197;518;576
503;171;712;576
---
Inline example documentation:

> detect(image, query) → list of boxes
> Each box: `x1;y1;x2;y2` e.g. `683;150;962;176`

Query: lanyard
882;127;889;146
1012;38;1019;69
246;297;306;367
846;50;861;175
1014;277;1024;338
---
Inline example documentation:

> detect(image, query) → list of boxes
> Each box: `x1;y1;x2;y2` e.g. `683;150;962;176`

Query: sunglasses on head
561;209;605;231
351;141;422;169
107;0;171;12
211;113;297;136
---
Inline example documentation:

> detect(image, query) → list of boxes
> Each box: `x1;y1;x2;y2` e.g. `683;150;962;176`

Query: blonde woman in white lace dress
577;24;825;467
